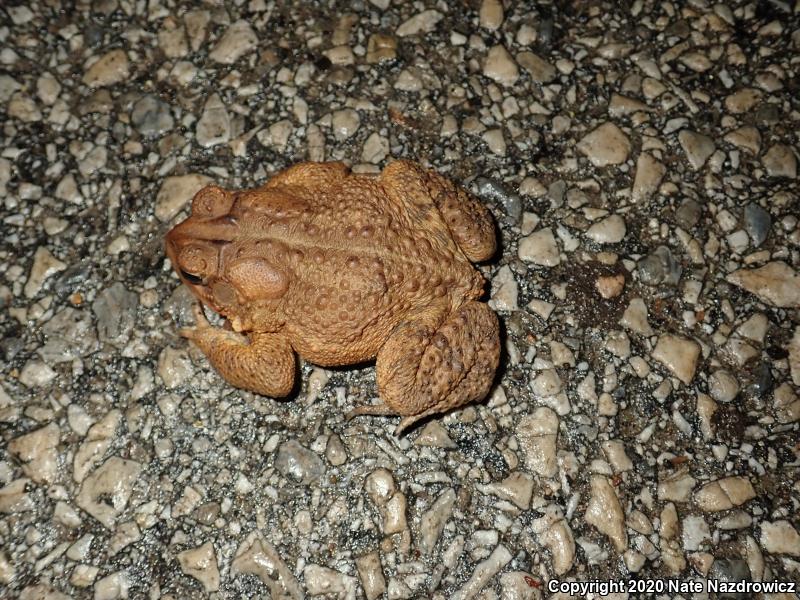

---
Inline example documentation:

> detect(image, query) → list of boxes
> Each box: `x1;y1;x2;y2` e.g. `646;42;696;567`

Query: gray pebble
275;440;324;485
475;177;521;221
131;94;174;137
708;559;751;600
39;307;99;363
675;198;702;229
92;282;139;345
637;246;681;287
747;362;773;398
743;203;771;247
548;180;567;209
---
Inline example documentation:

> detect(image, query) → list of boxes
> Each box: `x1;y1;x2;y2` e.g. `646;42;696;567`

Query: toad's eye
180;270;203;285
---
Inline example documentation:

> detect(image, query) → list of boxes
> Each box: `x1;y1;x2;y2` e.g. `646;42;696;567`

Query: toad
165;160;500;434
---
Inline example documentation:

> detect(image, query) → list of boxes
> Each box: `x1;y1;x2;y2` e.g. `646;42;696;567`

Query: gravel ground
1;1;799;599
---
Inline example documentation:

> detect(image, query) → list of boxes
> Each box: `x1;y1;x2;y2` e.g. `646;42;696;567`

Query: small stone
324;45;355;66
762;144;797;178
131;94;174;137
678;130;715;170
723;126;761;154
73;410;121;482
19;360;57;387
708;370;739;403
479;0;504;30
361;132;389;163
36;306;100;365
658;468;696;503
727;261;800;308
195;93;231;147
355;552;386;600
483;129;507;155
418;488;456;555
596;273;625;299
516;52;556;83
602;440;634;472
258;119;293;151
231;533;304;598
325;434;348;465
518;228;560;266
93;282;138;345
209;20;258;64
724;88;762;113
451;545;512;600
275;440;324;485
155;174;213;222
516;407;558;478
585;475;627;552
76;457;142;529
477;472;534;510
738;313;769;343
789;327;800;386
475;178;522;221
304;564;358;598
83;50;130;87
632;153;666;202
717;510;753;530
637;246;681;286
483;45;519;86
774;383;800;424
708;559;751;594
394;68;423;92
70;564;99;588
8;93;42;122
680;51;713;72
586;214;626;244
24;246;66;298
178;542;220;592
78;146;107;178
531;369;562;397
489;265;518;311
694;477;756;512
743;203;771;247
652;334;701;384
366;34;397;63
620;298;654;335
158;19;188;58
157;347;194;388
577;122;631;166
682;515;711;551
0;478;34;514
184;10;210;52
331;108;360;141
532;506;575;575
676;199;702;229
8;5;34;24
396;10;443;36
93;572;129;600
759;521;800;557
519;177;546;197
8;423;60;484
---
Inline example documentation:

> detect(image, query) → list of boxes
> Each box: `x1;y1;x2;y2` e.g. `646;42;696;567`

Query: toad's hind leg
351;301;500;435
381;161;497;262
181;304;296;397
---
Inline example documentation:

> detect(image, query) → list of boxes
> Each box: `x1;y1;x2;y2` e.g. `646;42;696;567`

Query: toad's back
225;162;485;364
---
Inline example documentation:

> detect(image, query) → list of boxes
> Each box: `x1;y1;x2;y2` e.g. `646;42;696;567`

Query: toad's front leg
351;301;500;435
180;304;296;397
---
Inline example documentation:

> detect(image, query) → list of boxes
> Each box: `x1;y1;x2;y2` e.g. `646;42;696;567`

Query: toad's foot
181;303;296;397
357;301;500;435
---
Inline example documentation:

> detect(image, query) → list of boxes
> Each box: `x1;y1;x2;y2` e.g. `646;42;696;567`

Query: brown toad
165;160;500;434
